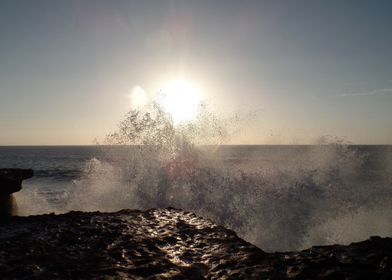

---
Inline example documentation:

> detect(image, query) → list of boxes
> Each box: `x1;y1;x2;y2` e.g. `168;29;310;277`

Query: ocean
1;145;391;251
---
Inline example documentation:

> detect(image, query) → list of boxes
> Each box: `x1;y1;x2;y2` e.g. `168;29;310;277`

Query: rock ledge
0;168;34;219
0;208;391;279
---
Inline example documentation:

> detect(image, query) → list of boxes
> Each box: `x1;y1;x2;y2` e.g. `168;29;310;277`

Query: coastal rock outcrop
0;208;391;279
0;169;33;219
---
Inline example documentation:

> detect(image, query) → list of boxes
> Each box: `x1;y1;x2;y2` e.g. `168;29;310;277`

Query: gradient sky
1;0;391;145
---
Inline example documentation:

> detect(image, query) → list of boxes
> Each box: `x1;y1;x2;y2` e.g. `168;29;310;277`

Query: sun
158;80;202;124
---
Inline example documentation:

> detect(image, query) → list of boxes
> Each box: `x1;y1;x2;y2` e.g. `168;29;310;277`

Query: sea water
1;145;391;251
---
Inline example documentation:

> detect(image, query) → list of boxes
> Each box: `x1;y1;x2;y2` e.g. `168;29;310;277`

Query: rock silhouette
0;208;391;279
0;168;34;219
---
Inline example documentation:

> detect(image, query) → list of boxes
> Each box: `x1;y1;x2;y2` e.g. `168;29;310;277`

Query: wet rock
0;208;391;279
0;169;33;219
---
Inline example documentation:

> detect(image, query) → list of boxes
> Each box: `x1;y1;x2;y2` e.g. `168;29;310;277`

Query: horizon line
0;144;391;147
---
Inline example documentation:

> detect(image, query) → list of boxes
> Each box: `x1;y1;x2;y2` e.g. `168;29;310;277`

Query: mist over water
9;102;392;251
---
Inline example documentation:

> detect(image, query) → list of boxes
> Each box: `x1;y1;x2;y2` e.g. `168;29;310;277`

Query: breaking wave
14;102;392;251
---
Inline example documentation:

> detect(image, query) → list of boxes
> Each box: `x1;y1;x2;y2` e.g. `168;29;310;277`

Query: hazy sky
1;0;391;145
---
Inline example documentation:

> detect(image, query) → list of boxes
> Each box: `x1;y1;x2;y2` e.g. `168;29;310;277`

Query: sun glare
158;80;202;124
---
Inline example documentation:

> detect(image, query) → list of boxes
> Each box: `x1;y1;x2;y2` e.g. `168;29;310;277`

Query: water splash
15;101;391;251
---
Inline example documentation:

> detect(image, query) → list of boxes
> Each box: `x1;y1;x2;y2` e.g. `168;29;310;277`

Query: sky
0;0;391;145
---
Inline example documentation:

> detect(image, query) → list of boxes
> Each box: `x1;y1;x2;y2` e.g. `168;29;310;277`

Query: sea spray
59;102;392;251
10;103;392;251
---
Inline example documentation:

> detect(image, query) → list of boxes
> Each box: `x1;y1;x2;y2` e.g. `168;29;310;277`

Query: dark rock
0;208;391;279
0;169;34;219
0;169;34;195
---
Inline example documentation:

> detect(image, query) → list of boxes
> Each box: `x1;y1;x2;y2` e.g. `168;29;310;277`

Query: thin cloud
337;88;392;97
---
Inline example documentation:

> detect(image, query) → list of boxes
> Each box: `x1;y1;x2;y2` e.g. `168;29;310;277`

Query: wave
16;102;392;251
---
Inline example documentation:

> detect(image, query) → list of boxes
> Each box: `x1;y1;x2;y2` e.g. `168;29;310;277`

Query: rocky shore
0;208;391;279
0;169;33;219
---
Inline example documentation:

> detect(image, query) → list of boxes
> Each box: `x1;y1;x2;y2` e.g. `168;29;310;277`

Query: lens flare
129;86;147;109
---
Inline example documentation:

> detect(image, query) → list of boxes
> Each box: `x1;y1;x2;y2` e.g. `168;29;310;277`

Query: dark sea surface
1;145;391;251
